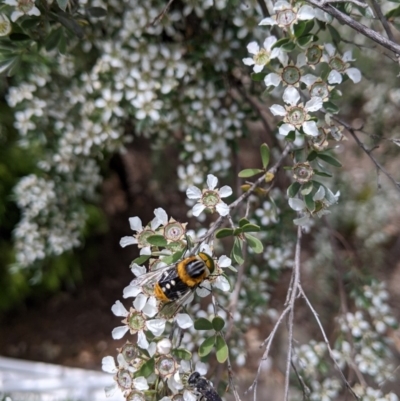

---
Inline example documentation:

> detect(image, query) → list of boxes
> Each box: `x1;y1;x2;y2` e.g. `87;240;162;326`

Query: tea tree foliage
1;0;400;400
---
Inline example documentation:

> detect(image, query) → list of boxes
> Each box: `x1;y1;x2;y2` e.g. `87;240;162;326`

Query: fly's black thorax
186;259;209;279
157;268;190;301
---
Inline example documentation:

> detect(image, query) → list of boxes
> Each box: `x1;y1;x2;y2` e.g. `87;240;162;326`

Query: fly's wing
130;263;175;288
158;288;194;318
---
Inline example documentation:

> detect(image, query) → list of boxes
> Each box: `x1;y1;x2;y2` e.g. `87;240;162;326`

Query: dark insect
130;252;215;312
188;371;222;401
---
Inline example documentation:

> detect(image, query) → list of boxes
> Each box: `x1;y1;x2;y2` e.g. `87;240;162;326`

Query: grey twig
320;0;367;8
305;0;400;55
149;0;175;26
368;0;395;42
333;117;400;193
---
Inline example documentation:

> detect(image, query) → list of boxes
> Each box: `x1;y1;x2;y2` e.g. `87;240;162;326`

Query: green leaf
297;34;315;48
215;335;229;363
251;72;267;81
194;318;214;331
0;57;20;76
232;238;244;264
327;24;341;45
172;348;192;361
272;37;291;49
146;235;167;247
294;19;314;38
215;228;234;239
314;170;332;178
238;218;250;227
323;101;339;114
307;150;318;161
285;130;296;142
238;168;264;178
317;153;342;167
45;28;62;52
86;6;107;17
170;249;185;263
199;336;216;357
260;143;270;169
57;0;69;11
131;255;150;266
212;316;225;332
136;358;154;378
300;182;313;195
240;223;261;233
9;33;30;41
281;41;296;52
244;233;263;253
287;182;301;198
52;11;85;38
304;193;315;212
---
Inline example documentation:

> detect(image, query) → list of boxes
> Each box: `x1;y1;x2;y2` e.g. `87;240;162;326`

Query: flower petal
293;215;312;226
259;17;275;26
206;174;218;190
253;64;264;73
131;263;146;277
346;67;361;83
123;284;142;298
298;5;315;20
104;383;117;397
218;185;232;198
111;325;129;340
133;376;149;391
303;121;320;137
146;318;166;336
195;361;208;375
153;207;168;225
216;202;230;216
279;123;295;136
214;276;230;292
301;74;318;86
218;255;231;268
328;70;342;85
176;313;194;329
186;185;202;199
102;356;117;373
137;330;149;349
119;236;137;248
283;86;300;106
192;203;206;216
133;293;147;311
242;57;255;66
156;338;172;355
288;198;305;211
246;41;259;55
343;50;353;62
305;96;323;112
313;185;325;201
263;36;277;51
196;281;211;297
324;43;336;57
129;216;143;232
264;73;281;87
270;104;287;116
111;300;129;317
183;390;197;401
142;296;158;317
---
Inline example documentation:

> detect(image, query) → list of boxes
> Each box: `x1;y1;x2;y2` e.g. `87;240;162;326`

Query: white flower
242;36;287;73
270;87;322;137
156;338;172;355
111;300;166;348
4;0;40;22
323;44;362;84
94;88;124;122
186;174;232;217
289;185;339;226
0;13;11;36
259;1;319;31
119;213;162;254
264;53;318;89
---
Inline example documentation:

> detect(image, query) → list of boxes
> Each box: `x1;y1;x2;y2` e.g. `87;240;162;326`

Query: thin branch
247;305;291;400
299;286;360;400
320;0;367;8
305;0;400;55
149;0;175;26
333;117;400;193
368;0;395;42
284;226;302;401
